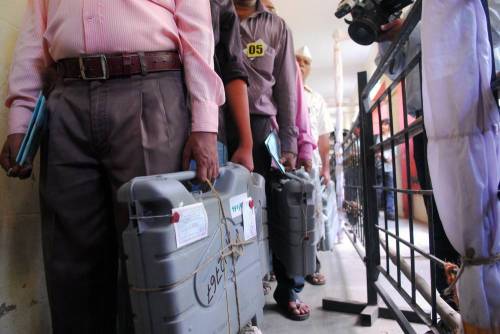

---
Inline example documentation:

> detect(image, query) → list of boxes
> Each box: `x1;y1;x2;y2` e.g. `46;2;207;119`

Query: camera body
335;0;413;45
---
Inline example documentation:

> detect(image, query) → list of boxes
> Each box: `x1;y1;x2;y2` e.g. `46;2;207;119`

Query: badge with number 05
244;39;267;59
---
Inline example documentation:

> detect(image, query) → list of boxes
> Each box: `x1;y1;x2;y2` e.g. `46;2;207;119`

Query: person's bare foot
305;272;326;285
284;300;310;321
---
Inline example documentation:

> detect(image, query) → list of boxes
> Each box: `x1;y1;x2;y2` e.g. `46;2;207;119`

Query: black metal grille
324;1;498;333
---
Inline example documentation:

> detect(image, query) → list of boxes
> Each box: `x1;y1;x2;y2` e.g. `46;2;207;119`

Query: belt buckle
79;54;109;80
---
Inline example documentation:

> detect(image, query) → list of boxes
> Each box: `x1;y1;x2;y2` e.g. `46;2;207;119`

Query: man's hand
0;133;32;179
230;145;254;172
378;19;404;43
280;152;296;172
297;158;312;172
182;132;219;182
320;166;331;185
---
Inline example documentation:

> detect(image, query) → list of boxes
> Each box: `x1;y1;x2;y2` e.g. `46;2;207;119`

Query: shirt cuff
298;143;314;162
190;99;219;133
280;127;298;155
8;105;33;135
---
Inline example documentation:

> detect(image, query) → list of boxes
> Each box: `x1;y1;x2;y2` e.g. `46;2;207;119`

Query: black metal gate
323;1;498;333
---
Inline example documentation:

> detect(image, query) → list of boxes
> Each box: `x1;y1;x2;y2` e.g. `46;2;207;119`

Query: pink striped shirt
5;0;225;134
295;62;316;161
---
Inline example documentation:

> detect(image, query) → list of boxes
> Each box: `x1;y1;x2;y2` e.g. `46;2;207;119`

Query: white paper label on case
243;197;257;241
229;193;247;218
173;203;208;248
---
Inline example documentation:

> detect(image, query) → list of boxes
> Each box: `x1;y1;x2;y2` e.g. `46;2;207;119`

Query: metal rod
375;225;447;267
376;100;391;276
401;75;417;304
343;226;366;261
372;186;433;196
344;185;363;190
377;266;434;328
359;71;380;305
379;235;463;331
387;87;402;288
428;199;438;325
373;280;418;334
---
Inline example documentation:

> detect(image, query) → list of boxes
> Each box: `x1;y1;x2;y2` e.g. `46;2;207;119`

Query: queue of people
0;0;473;333
0;0;338;332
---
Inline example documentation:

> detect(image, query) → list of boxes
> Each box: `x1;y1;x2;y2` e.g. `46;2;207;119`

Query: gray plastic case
248;173;271;278
117;163;264;334
268;170;318;277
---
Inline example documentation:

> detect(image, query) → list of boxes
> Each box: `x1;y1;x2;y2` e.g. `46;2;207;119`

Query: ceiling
272;0;378;107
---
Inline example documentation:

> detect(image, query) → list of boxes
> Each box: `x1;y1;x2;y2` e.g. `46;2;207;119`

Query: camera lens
348;19;379;45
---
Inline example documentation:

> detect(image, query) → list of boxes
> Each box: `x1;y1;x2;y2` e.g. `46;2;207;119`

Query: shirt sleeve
295;63;316;161
273;21;299;155
5;0;52;135
216;0;248;85
316;94;335;137
175;0;225;133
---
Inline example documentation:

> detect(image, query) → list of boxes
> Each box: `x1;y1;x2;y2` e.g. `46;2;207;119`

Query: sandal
277;299;310;321
305;272;326;285
273;287;310;321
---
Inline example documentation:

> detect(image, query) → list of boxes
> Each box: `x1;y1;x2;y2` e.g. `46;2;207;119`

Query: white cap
296;46;312;61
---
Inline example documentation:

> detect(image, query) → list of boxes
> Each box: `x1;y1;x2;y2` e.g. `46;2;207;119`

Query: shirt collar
247;0;269;18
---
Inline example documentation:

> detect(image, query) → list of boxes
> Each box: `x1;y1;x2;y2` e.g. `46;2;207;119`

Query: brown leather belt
57;51;182;80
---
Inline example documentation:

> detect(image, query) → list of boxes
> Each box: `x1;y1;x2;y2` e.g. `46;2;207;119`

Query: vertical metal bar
418;56;438;327
357;135;362;243
358;134;361;242
428;199;438;326
356;138;360;243
387;89;402;288
358;71;380;306
358;136;365;245
401;76;417;304
376;102;390;275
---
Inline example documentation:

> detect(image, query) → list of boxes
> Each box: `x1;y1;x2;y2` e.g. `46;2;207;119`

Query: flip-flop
273;287;310;321
277;299;310;321
305;273;326;286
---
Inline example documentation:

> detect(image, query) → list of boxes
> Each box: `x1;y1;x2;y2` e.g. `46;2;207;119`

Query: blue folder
264;131;286;174
15;92;47;166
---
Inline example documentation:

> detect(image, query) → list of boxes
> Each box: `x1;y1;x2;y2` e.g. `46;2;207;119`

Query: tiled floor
260;222;432;334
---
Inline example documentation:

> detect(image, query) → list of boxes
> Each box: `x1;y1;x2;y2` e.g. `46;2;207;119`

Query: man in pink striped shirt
0;1;224;333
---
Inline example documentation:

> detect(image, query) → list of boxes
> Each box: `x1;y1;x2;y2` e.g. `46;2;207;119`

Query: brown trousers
39;71;189;334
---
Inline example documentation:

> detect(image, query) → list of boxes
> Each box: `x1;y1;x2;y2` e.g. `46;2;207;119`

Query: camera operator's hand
377;19;404;43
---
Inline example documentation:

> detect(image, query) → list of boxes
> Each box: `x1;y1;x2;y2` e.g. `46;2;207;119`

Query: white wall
0;1;51;333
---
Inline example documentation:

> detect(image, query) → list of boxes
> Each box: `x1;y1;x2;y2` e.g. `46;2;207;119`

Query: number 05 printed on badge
244;39;267;59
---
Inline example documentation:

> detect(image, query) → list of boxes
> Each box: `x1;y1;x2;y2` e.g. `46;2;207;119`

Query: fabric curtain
421;0;500;332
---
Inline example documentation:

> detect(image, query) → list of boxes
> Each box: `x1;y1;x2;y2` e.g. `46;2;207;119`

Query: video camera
335;0;413;45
